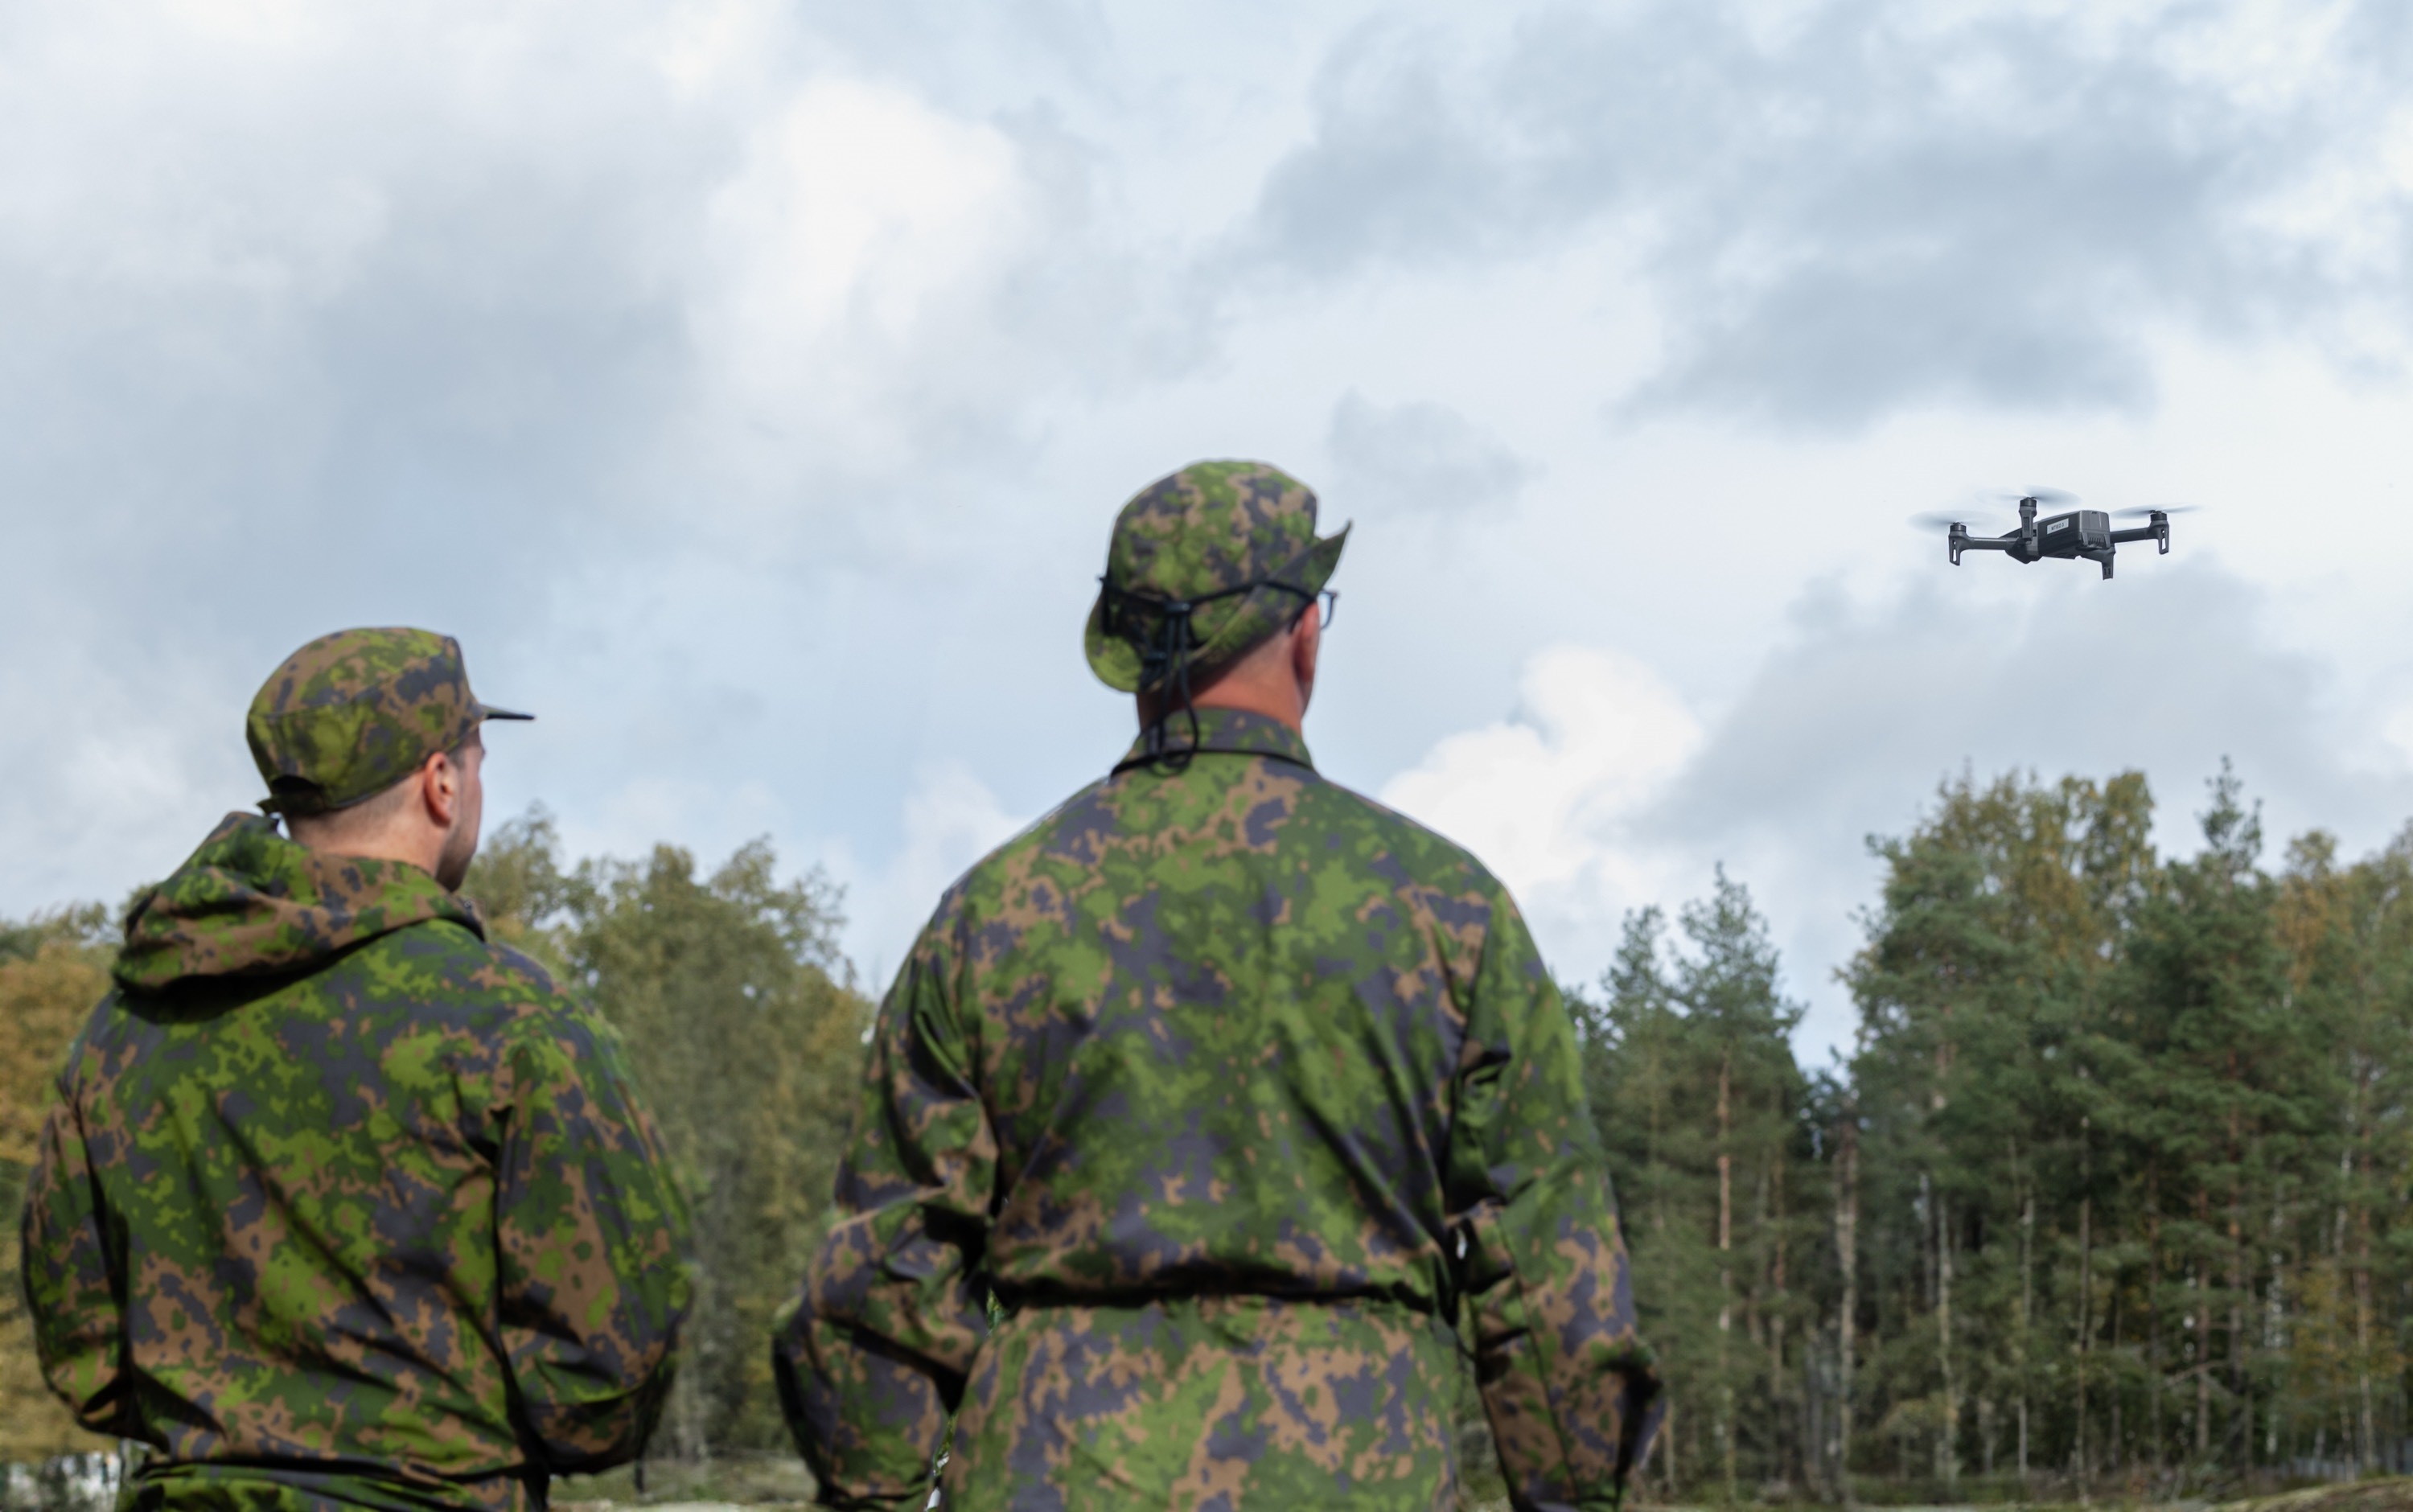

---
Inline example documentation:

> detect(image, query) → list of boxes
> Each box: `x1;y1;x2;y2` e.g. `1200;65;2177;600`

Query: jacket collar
1115;706;1314;775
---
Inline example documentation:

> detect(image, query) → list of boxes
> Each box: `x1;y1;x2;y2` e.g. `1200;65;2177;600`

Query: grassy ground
547;1447;1523;1511
551;1452;1517;1510
2220;1480;2413;1512
1506;1472;2413;1512
18;1455;2405;1511
552;1466;2413;1512
552;1454;817;1510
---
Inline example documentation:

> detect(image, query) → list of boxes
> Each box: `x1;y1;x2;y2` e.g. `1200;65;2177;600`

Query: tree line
7;767;2413;1504
1585;765;2413;1502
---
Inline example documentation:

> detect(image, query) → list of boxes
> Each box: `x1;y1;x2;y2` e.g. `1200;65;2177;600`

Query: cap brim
479;705;536;722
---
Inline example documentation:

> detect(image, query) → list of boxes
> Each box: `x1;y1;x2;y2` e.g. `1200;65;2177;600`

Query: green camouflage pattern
1083;461;1348;694
247;627;530;816
775;708;1660;1510
19;813;691;1511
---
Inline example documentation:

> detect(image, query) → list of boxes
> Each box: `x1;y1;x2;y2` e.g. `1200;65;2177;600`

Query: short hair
285;733;476;843
286;768;421;842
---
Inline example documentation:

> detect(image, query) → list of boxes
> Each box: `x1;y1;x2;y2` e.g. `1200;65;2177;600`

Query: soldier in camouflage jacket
19;629;692;1510
775;463;1661;1510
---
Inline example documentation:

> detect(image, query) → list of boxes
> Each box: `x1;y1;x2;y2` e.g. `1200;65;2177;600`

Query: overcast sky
6;0;2412;1060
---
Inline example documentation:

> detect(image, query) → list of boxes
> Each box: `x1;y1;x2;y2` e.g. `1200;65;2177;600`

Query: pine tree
1583;872;1810;1499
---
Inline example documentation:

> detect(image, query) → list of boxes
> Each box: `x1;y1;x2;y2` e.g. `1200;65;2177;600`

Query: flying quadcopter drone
1912;490;2200;579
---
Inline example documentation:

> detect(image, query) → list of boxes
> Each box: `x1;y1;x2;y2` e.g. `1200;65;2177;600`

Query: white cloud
693;76;1031;458
561;774;791;877
12;643;257;907
831;762;1030;992
1378;645;1703;963
721;80;1022;339
1325;390;1531;518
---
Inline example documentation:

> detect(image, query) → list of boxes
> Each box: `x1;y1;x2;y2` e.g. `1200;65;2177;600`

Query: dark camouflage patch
776;707;1659;1509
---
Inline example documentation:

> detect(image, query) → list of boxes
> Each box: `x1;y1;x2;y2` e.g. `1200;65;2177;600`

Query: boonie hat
246;627;531;816
1083;460;1348;696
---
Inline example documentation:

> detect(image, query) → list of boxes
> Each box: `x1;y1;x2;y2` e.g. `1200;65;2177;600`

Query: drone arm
2111;513;2172;555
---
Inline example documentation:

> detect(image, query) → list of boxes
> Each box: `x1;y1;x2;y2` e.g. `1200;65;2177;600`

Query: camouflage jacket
18;814;692;1511
775;709;1661;1511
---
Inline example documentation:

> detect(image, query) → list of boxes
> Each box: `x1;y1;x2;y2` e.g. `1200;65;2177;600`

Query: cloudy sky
6;0;2412;1058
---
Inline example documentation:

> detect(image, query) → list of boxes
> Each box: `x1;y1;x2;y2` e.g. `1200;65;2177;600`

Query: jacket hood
114;812;483;992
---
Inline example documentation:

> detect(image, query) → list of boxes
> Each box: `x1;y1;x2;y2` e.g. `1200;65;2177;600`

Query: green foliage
1589;765;2413;1502
464;808;872;1456
0;913;116;1461
0;904;110;965
1576;869;1815;1501
1831;765;2413;1498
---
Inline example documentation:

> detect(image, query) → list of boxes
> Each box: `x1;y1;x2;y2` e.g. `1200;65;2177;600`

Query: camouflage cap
245;627;532;816
1083;460;1348;694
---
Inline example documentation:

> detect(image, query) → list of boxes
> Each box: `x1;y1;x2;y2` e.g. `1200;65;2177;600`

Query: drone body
1940;495;2173;580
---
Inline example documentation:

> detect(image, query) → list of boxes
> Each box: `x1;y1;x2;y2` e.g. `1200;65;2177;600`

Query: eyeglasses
1294;589;1338;630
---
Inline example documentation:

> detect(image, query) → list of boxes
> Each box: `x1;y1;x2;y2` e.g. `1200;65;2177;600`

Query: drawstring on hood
115;813;483;993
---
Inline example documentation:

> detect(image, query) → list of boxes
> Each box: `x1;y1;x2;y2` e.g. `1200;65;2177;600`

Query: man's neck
1141;679;1303;734
1190;684;1303;733
288;828;447;879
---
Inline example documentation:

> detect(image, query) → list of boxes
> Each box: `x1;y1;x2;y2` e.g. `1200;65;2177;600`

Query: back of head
282;762;426;849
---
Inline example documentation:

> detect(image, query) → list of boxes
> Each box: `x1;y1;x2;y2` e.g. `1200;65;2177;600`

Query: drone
1912;490;2198;580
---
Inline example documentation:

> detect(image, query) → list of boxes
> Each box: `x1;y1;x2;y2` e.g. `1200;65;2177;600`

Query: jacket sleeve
493;1000;693;1472
773;903;993;1510
19;1055;140;1438
1445;890;1663;1512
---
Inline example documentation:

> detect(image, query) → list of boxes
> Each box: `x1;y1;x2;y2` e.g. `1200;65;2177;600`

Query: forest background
6;760;2413;1505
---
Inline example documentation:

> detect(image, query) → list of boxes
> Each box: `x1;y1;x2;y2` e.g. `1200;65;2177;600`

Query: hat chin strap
1100;575;1317;773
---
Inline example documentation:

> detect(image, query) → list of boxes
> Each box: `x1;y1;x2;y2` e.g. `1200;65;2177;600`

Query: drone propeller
2111;503;2205;518
1976;486;2082;509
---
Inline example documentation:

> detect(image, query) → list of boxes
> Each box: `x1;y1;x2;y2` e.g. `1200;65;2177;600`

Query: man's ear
420;750;462;831
1291;607;1321;705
